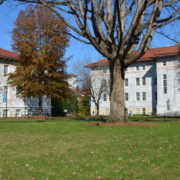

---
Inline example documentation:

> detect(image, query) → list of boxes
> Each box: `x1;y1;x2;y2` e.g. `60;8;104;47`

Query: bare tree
0;0;5;5
72;57;109;115
14;0;180;122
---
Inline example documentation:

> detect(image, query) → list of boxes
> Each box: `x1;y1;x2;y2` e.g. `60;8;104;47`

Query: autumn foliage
8;5;71;115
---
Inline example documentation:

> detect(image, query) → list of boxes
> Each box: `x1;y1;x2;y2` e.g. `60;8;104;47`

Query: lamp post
6;89;8;118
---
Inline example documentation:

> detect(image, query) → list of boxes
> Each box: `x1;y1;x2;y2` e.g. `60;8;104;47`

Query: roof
68;73;77;77
0;48;20;60
86;46;180;67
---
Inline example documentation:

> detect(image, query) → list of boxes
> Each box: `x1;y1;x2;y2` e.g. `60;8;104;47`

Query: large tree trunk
38;96;43;116
96;104;99;115
107;59;129;123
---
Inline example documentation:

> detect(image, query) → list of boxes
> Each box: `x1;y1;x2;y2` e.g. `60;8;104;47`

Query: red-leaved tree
8;4;71;115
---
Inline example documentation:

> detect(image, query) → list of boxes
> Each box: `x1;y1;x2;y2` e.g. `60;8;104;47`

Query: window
155;77;157;85
142;92;146;101
102;79;106;87
136;92;140;101
142;77;146;85
3;109;8;118
142;108;146;115
106;108;109;115
136;78;140;86
125;93;128;101
155;92;157;100
163;74;167;94
16;109;21;117
103;69;107;73
136;66;139;71
163;61;166;66
4;65;8;75
142;65;145;70
125;79;128;86
103;94;107;101
136;108;140;114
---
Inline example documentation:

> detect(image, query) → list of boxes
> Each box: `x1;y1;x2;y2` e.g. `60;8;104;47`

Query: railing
128;114;180;122
0;110;51;118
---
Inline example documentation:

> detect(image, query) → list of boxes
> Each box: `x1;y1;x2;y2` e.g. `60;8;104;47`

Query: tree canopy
8;4;71;115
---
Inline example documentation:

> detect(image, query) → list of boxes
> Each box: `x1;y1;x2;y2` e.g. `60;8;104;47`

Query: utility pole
6;89;8;118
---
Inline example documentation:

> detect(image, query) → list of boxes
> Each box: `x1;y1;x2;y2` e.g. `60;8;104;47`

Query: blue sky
0;2;179;73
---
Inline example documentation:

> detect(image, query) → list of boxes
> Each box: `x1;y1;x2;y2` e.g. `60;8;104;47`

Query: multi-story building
0;48;51;117
87;46;180;115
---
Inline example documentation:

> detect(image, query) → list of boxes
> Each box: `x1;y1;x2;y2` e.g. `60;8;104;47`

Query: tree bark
107;59;129;123
96;104;99;116
38;96;43;116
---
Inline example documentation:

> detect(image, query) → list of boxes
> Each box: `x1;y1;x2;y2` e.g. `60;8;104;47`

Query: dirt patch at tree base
84;122;159;127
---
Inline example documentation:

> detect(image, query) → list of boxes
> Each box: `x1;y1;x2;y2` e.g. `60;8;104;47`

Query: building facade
87;46;180;115
0;48;51;117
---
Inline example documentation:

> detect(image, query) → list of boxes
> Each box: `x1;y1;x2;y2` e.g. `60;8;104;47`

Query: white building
87;46;180;115
0;48;51;117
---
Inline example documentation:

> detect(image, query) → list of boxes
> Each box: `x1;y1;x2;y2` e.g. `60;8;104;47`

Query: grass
0;118;179;180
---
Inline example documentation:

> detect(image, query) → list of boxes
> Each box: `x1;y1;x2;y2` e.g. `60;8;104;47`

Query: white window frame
125;79;128;86
142;65;145;70
103;69;107;73
136;92;140;101
16;109;21;117
163;74;167;94
136;66;139;71
136;108;140;114
102;79;106;87
142;92;146;101
106;108;109;115
103;94;107;101
162;61;167;66
142;77;146;86
136;78;140;86
125;93;128;101
142;108;146;115
4;65;8;75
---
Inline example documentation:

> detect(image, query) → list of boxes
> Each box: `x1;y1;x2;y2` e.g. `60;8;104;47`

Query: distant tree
72;57;109;115
51;95;79;116
78;97;90;116
8;4;71;115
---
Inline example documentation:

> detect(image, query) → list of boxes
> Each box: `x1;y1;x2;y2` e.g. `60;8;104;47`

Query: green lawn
0;118;179;180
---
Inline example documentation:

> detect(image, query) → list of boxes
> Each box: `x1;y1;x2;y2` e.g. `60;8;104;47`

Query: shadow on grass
0;116;108;124
74;116;107;122
0;119;58;124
